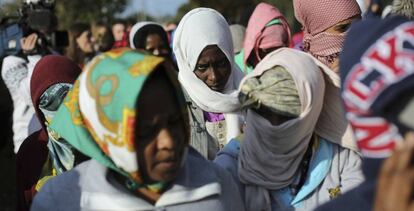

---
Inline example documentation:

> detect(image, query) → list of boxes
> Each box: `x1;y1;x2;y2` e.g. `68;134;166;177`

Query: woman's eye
196;64;208;71
336;23;351;33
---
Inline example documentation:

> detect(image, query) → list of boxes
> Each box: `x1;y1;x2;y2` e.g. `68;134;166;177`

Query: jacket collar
80;148;221;210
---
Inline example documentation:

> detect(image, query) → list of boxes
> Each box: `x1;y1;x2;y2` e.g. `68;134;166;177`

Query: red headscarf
16;55;81;211
243;3;291;66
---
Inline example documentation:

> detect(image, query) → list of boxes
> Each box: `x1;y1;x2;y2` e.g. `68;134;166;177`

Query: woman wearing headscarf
16;55;85;211
31;48;244;211
173;8;244;160
215;48;363;211
293;0;361;73
235;2;291;74
129;21;172;59
316;15;411;211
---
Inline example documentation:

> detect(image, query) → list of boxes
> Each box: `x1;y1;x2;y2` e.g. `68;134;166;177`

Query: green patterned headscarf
239;66;301;117
50;48;189;193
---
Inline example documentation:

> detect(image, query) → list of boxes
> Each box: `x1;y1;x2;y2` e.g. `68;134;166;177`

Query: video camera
0;0;68;59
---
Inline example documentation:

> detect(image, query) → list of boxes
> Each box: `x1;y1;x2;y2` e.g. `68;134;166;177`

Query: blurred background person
111;19;129;48
129;22;172;60
16;55;84;211
235;2;291;74
92;22;115;53
65;23;96;68
1;34;39;153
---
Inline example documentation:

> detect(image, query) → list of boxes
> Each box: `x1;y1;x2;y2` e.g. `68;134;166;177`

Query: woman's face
136;71;187;183
194;45;231;92
76;31;94;54
112;23;125;41
324;15;360;71
145;33;170;57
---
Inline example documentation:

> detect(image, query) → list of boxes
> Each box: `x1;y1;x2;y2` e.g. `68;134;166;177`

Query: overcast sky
0;0;189;17
121;0;188;17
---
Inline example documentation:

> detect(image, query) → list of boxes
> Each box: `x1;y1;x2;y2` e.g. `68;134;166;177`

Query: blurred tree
124;12;156;23
174;0;301;32
55;0;128;29
0;0;22;19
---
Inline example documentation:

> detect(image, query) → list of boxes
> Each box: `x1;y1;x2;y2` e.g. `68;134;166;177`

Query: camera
0;0;68;59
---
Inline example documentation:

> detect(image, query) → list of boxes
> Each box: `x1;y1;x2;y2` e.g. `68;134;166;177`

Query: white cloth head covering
238;48;357;210
129;21;163;49
173;8;245;141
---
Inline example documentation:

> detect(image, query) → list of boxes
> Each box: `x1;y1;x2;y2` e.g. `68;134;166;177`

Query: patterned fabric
50;48;188;193
293;0;361;66
39;83;76;175
239;66;301;118
39;83;73;122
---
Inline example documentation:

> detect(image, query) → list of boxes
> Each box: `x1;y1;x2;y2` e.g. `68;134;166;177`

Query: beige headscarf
238;48;357;211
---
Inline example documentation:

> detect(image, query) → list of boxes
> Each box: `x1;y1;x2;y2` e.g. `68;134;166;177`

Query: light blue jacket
214;137;364;211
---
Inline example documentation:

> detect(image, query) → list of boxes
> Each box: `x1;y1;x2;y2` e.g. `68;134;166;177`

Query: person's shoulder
42;160;92;189
214;138;240;169
186;147;225;174
1;55;27;78
31;161;93;210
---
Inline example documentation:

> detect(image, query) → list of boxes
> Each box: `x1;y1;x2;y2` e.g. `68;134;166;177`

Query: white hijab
173;8;244;141
238;48;357;210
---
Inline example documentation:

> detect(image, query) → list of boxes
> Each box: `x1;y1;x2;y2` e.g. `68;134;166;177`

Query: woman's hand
20;33;38;54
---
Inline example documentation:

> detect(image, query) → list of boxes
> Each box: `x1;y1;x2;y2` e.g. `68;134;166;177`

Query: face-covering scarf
50;48;189;193
237;48;358;211
173;8;244;141
244;2;291;68
39;83;75;174
293;0;361;66
238;48;324;211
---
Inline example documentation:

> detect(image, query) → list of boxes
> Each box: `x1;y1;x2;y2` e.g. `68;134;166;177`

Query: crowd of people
1;0;414;210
